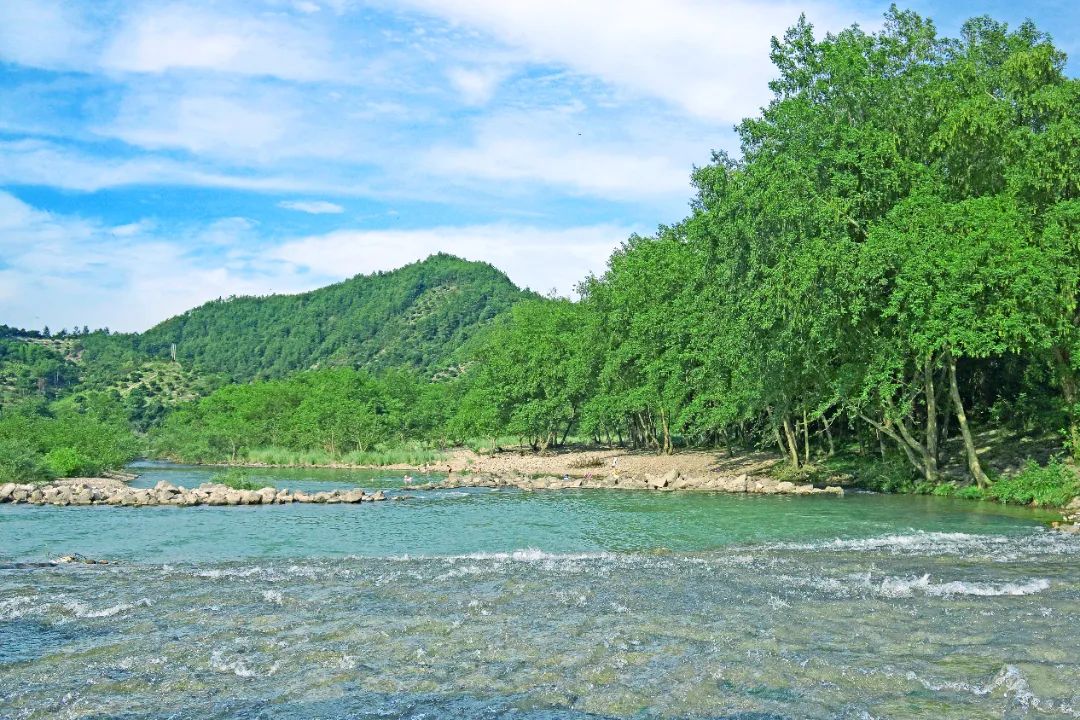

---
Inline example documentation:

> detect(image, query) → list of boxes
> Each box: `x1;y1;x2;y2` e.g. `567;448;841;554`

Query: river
1;462;1078;718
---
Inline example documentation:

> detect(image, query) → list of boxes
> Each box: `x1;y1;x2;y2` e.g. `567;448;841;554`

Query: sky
0;0;1076;332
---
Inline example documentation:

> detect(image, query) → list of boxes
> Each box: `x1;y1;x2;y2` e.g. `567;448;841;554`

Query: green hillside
94;254;533;382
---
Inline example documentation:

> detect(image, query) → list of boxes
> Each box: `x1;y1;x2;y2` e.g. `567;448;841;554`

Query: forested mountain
95;254;533;382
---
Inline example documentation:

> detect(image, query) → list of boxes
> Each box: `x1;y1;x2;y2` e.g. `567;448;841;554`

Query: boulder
0;483;15;501
776;481;796;493
258;487;277;504
342;489;366;503
371;490;386;501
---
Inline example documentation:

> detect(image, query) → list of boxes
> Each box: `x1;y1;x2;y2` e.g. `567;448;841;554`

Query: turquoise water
1;463;1078;718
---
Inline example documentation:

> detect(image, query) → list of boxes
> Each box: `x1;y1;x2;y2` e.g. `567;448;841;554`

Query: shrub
212;469;266;491
43;446;89;477
0;437;51;483
987;459;1080;507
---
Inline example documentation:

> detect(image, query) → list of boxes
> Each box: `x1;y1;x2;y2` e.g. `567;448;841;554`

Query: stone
371;490;386;501
776;481;796;493
0;483;15;501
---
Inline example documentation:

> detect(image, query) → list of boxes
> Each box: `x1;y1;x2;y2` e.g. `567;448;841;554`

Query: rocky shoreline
420;469;846;495
0;479;397;507
1051;497;1080;534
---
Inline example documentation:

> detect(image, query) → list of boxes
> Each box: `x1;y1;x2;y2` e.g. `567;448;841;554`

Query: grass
821;452;1080;508
212;468;267;491
242;445;445;468
985;459;1080;507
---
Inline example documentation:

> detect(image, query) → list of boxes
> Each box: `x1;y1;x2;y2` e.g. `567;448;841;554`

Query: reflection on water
0;464;1077;718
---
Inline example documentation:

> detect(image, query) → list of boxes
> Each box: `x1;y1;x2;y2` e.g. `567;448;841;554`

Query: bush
212;469;266;491
0;437;51;483
43;446;89;477
987;459;1080;507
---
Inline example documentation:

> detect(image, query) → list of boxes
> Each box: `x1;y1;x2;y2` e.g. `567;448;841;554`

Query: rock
371;490;386;501
1067;496;1080;512
822;486;845;496
776;481;796;493
258;487;277;504
0;483;15;501
646;473;668;490
342;489;366;503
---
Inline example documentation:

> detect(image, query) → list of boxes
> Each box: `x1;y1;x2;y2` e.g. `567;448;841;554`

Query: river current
1;462;1078;719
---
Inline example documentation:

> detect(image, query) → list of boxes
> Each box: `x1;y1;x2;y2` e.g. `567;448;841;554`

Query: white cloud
0;0;97;69
0;139;375;195
0;192;631;331
426;108;696;199
99;3;343;82
398;0;868;122
0;191;321;331
279;200;345;214
271;222;634;296
447;66;506;105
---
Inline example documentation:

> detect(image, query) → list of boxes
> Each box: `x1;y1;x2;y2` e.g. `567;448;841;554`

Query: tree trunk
946;351;989;489
1053;345;1080;461
782;415;800;467
923;353;940;481
660;408;672;455
802;408;810;465
822;414;835;458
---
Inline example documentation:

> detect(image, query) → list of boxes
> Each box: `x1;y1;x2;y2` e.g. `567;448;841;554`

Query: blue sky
1;0;1076;332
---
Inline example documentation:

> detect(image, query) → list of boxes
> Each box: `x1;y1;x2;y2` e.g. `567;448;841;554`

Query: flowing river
1;462;1078;719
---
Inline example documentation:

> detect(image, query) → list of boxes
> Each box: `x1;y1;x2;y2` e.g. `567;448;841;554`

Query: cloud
271;222;635;296
99;3;344;82
0;139;375;195
398;0;868;122
447;66;506;105
0;192;632;331
426;108;697;199
0;191;321;332
279;200;345;214
0;0;98;70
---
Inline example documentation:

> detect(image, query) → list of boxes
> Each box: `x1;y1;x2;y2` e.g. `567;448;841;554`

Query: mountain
93;254;534;382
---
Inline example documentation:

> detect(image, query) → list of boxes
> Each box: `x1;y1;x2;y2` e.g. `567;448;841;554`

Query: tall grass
242;445;445;467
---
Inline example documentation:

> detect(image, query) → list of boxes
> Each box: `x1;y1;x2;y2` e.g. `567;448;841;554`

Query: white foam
769;530;1080;561
210;649;258;678
879;575;1050;598
915;665;1080;716
62;597;152;619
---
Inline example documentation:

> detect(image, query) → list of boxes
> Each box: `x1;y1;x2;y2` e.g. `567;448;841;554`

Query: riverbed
1;462;1078;718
